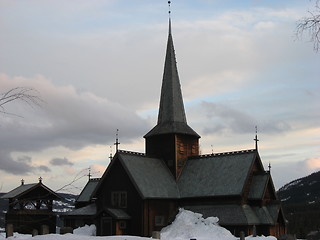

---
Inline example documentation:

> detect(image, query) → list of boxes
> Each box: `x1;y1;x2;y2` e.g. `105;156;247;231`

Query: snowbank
73;224;96;236
0;209;278;240
161;208;236;240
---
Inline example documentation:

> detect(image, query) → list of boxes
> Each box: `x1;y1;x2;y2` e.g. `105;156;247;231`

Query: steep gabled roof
76;178;100;203
118;151;180;199
95;150;263;200
0;183;37;199
1;182;62;200
248;173;270;200
144;18;199;138
178;150;257;198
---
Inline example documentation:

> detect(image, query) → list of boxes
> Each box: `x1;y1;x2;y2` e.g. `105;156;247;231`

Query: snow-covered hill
277;170;320;238
278;171;320;204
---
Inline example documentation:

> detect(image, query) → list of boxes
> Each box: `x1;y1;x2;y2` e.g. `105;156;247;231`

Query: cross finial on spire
38;176;42;183
114;129;120;152
88;167;92;180
254;126;259;150
268;162;271;172
21;179;24;185
109;145;113;161
168;1;171;16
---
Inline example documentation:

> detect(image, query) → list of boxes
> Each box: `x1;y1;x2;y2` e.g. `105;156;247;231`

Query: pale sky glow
0;0;319;193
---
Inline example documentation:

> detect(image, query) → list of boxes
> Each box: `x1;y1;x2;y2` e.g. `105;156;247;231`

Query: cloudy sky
0;0;319;194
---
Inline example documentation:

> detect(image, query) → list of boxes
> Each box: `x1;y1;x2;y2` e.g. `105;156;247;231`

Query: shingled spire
145;16;200;179
144;18;199;138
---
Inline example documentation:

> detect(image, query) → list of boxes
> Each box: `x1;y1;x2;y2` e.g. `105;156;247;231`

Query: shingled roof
76;178;100;203
248;173;270;200
178;150;257;198
184;204;279;226
107;149;259;200
118;151;180;199
144;18;199;138
1;181;62;200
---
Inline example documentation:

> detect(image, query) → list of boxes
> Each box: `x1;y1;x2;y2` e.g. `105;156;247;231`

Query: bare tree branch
55;168;89;194
296;0;320;52
55;167;101;194
0;87;43;116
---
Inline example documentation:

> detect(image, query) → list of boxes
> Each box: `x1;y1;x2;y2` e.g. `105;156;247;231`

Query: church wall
95;159;144;236
145;134;176;176
175;135;199;178
143;199;177;236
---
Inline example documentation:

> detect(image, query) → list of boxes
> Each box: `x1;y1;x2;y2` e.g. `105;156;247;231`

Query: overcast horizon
0;0;319;194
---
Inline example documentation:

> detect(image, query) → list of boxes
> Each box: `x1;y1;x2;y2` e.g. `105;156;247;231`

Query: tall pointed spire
145;16;199;138
144;6;200;178
158;18;186;124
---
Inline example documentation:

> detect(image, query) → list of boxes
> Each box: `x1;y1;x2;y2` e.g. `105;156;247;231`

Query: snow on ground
161;208;235;240
73;224;96;236
0;209;277;240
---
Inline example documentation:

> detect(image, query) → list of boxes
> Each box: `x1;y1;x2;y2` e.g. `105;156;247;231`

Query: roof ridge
190;149;256;159
89;178;100;181
118;150;145;156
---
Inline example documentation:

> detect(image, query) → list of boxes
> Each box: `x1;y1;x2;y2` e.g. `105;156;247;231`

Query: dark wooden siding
95;159;144;236
143;199;177;236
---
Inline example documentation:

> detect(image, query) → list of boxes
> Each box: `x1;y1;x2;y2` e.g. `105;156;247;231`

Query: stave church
63;12;287;238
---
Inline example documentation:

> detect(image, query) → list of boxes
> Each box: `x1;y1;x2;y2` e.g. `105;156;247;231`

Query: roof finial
38;176;42;183
268;162;271;173
88;167;92;180
114;129;120;152
109;145;113;161
168;1;171;16
254;126;259;150
21;179;24;185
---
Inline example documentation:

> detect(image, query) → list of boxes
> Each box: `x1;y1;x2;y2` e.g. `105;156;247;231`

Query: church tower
144;18;200;179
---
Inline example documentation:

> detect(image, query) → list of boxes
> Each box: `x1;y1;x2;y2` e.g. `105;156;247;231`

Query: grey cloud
38;165;51;172
199;101;291;135
17;156;32;163
0;151;35;175
0;75;150;155
50;157;73;166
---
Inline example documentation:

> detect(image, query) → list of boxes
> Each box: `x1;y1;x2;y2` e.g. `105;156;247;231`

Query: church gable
118;151;180;199
95;151;180;200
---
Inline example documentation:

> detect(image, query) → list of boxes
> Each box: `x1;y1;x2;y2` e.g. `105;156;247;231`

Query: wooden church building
65;16;287;238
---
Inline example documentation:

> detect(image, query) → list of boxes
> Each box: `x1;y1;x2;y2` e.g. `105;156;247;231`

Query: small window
155;216;165;226
111;192;127;208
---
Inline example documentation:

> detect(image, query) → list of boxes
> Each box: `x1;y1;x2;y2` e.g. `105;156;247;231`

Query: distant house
1;178;62;234
65;17;287;238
